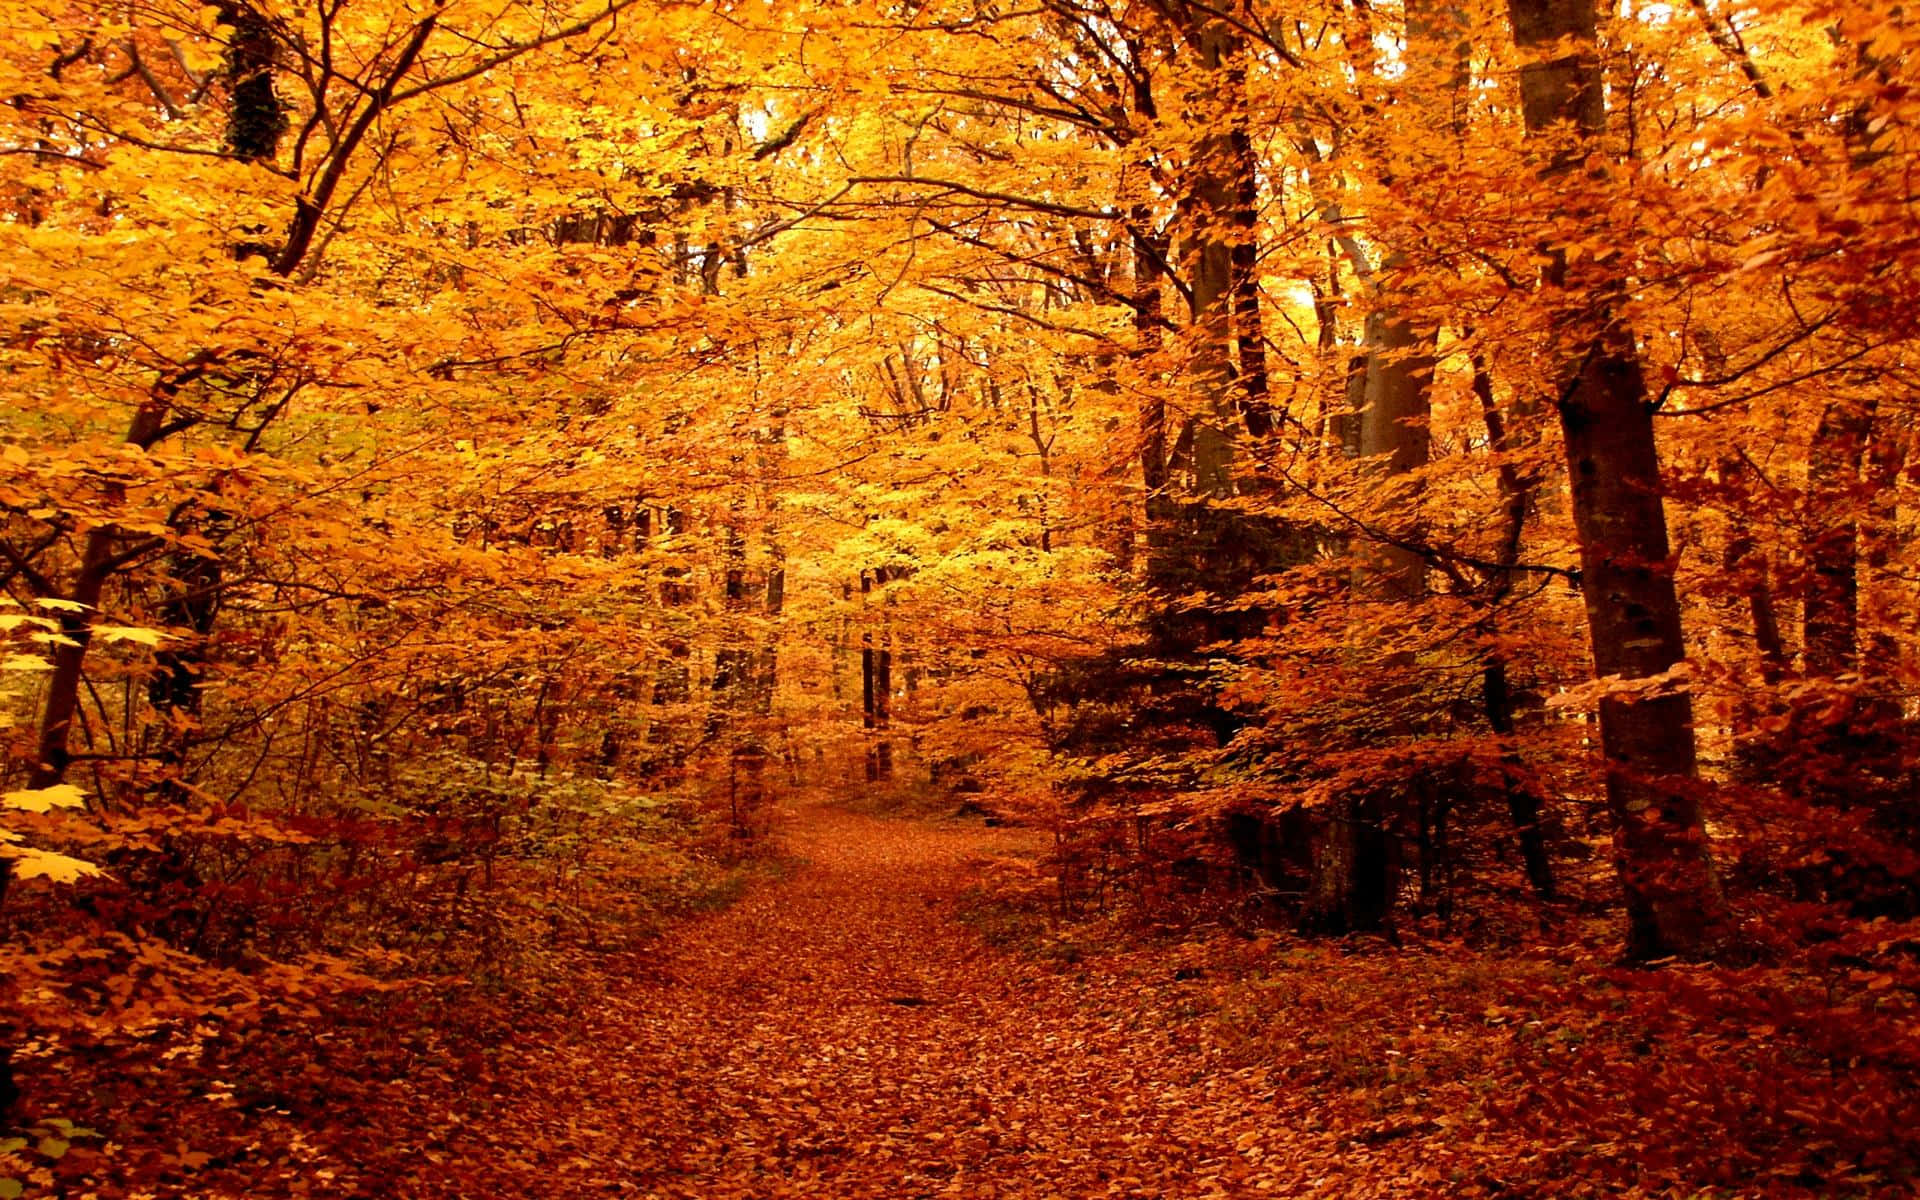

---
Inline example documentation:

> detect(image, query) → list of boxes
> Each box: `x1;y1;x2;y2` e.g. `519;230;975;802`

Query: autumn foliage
1;0;1918;1193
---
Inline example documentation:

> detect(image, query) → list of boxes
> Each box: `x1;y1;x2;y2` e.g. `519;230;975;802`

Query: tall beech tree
1504;0;1725;959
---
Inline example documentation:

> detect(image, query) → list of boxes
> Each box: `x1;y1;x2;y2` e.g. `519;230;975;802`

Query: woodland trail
479;803;1366;1200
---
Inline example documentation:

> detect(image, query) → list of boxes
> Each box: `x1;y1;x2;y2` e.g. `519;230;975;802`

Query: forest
1;0;1917;1194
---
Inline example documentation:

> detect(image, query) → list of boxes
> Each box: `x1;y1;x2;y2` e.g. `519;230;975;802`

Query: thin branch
0;147;103;170
388;0;646;104
850;174;1121;223
122;40;184;119
0;531;61;597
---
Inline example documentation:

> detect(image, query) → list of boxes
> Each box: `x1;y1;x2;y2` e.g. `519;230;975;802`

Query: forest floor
347;800;1913;1200
435;802;1395;1199
31;798;1917;1198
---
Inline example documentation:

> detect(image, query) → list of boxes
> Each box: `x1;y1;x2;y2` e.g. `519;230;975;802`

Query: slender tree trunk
1134;206;1173;573
1303;303;1435;934
1302;2;1458;934
1727;525;1788;688
1803;395;1874;678
1226;55;1271;439
1860;417;1908;673
146;526;224;786
138;2;287;784
28;401;169;791
649;507;694;767
1717;453;1790;778
29;538;115;790
860;569;894;782
1473;356;1557;900
874;638;893;781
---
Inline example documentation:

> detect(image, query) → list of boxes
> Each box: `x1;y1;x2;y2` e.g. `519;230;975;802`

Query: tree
1503;0;1725;959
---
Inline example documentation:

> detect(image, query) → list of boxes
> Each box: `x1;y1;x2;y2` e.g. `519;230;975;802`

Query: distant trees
834;0;1917;955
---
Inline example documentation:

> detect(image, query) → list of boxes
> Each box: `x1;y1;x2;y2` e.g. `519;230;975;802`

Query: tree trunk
1507;0;1724;959
145;528;224;786
1302;304;1435;935
1803;395;1874;678
861;569;894;782
1558;331;1721;958
1302;794;1394;935
1472;355;1556;900
1175;24;1241;500
1299;0;1451;933
1226;55;1271;439
1356;305;1435;598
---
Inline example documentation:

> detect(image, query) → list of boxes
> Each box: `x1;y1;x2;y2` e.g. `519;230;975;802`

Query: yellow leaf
3;784;87;812
96;625;167;647
2;846;104;884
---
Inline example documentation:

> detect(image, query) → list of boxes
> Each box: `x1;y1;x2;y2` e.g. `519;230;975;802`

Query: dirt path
477;804;1355;1199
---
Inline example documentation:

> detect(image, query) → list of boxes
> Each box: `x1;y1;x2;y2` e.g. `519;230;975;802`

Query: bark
1303;306;1435;935
1860;418;1910;672
1175;24;1241;500
27;402;169;790
1484;660;1555;899
754;407;789;730
220;3;285;160
1508;0;1724;959
1725;522;1788;688
144;531;224;782
649;507;694;766
1786;400;1909;816
1356;304;1436;599
1136;214;1171;527
873;642;894;781
29;536;117;790
1302;5;1453;936
1803;395;1874;678
220;1;288;259
1225;56;1271;439
1301;795;1394;935
1716;452;1789;778
861;569;894;782
710;515;751;737
1561;323;1722;959
1473;357;1556;901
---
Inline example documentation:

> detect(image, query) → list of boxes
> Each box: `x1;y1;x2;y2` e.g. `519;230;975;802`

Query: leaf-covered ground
362;804;1428;1198
351;803;1918;1199
420;806;1359;1198
482;803;1920;1200
29;801;1917;1197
